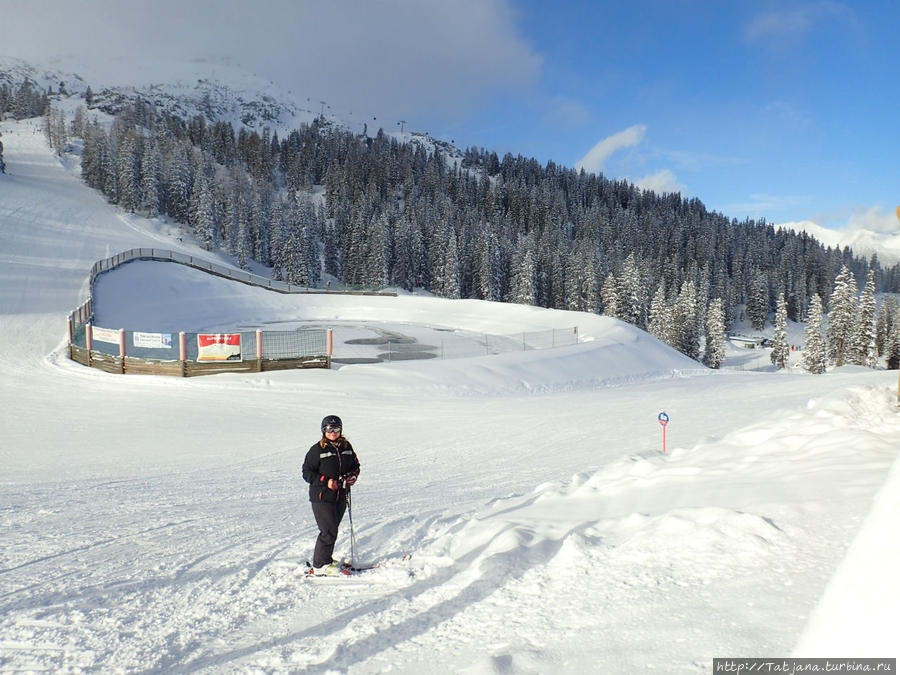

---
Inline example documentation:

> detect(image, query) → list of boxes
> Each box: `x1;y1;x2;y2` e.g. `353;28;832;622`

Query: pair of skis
303;554;410;577
304;560;379;577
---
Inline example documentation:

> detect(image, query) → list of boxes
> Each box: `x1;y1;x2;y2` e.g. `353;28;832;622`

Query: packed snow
1;118;898;673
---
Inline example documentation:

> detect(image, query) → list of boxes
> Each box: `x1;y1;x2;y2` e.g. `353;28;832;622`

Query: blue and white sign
133;332;173;349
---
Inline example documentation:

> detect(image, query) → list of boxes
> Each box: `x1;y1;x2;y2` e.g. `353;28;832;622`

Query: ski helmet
321;414;343;433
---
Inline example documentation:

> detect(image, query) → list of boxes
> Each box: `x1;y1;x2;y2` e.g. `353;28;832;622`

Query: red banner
197;334;242;361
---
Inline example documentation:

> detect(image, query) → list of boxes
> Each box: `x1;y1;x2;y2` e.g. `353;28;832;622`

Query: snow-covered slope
1;118;898;673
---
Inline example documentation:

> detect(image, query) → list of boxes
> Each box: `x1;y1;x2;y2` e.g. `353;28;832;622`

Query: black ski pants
311;499;347;567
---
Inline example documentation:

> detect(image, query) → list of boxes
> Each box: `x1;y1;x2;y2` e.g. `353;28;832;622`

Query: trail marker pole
658;411;669;453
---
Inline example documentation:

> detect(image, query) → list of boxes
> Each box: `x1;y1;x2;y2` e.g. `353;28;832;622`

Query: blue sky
2;0;898;233
442;1;898;233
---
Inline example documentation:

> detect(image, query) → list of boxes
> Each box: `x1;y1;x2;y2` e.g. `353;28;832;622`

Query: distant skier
301;415;360;572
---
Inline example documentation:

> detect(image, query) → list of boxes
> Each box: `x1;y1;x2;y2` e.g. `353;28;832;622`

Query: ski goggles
323;425;342;434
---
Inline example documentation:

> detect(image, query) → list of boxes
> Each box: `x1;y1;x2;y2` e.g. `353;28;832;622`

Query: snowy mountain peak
0;54;457;154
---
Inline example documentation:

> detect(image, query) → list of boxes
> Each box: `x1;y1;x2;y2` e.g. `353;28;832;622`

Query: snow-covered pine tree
581;249;600;314
826;265;858;367
474;227;501;301
510;235;536;306
165;144;192;223
876;296;898;356
747;269;769;330
673;278;700;360
770;292;790;369
441;228;462;299
283;221;310;286
703;297;726;369
617;253;645;327
601;273;619;319
648;283;670;344
802;294;826;374
188;172;216;250
852;269;877;367
140;137;161;217
366;213;390;290
323;220;341;281
886;315;900;370
116;132;140;212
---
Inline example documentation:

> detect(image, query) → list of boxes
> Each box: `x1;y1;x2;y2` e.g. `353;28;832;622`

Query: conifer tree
770;292;790;369
618;253;645;327
188;172;216;250
747;270;769;330
826;265;858;367
601;273;619;319
886;317;900;370
672;278;700;360
876;296;898;356
323;221;341;281
852;269;877;367
581;250;600;314
803;294;826;374
648;283;670;344
140;138;161;216
367;213;390;290
510;236;536;306
703;297;726;369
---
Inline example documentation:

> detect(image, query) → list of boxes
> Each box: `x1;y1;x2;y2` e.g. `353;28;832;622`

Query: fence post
179;332;187;377
327;329;333;369
256;329;263;373
119;329;126;374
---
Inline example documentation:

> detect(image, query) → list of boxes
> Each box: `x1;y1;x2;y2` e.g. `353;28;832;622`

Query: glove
344;474;357;486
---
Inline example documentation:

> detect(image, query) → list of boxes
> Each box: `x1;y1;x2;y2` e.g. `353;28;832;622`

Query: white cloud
744;2;859;46
0;0;541;128
575;124;646;174
845;205;900;234
633;169;685;195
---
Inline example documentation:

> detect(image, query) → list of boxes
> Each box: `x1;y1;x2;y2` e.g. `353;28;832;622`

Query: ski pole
346;486;359;569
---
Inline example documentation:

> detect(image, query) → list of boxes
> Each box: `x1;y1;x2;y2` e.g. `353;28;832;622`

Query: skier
301;414;360;573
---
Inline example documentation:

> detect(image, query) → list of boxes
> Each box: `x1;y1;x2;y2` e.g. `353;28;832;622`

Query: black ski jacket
301;437;360;503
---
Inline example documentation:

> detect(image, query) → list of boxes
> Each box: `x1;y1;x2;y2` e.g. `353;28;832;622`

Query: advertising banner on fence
197;334;242;361
133;332;173;349
91;326;120;344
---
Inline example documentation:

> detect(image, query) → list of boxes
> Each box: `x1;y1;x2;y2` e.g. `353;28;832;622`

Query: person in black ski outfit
301;414;360;569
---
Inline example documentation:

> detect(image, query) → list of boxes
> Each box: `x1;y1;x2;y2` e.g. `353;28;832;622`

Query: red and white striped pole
658;411;669;454
327;329;334;368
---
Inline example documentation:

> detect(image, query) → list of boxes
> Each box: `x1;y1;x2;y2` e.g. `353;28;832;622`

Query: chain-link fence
70;328;329;362
335;326;580;364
